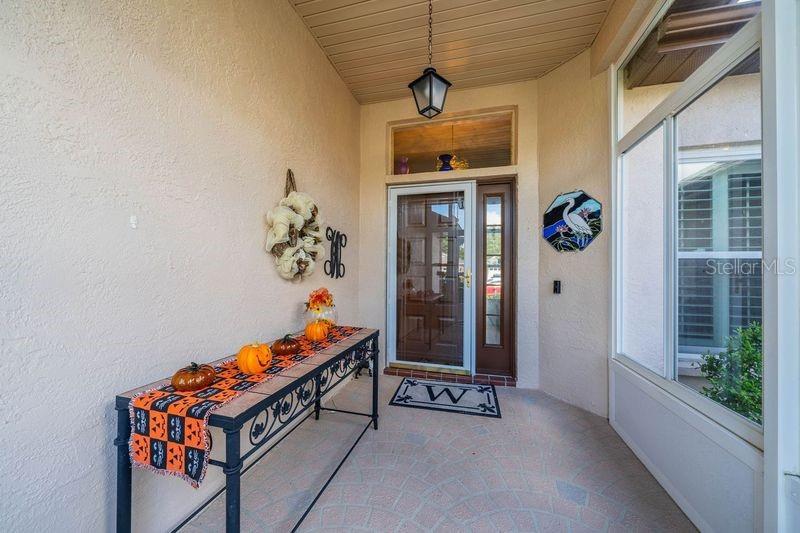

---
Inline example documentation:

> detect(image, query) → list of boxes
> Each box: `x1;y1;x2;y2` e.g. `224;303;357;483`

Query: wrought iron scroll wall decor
324;227;347;279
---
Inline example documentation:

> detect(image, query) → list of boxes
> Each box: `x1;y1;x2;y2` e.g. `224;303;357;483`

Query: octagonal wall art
543;190;602;252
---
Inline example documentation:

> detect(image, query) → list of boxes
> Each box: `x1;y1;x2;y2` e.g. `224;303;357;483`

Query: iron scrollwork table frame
114;329;380;533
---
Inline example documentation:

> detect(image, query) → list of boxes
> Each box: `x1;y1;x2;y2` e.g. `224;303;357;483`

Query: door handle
464;269;472;288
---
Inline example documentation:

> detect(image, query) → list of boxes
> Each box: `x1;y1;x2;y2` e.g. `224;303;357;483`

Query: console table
114;329;379;533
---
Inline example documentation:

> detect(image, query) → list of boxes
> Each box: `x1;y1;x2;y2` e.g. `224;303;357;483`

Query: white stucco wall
0;1;360;531
620;127;665;375
678;73;761;148
622;73;762;144
622;81;680;136
537;51;611;417
357;81;540;388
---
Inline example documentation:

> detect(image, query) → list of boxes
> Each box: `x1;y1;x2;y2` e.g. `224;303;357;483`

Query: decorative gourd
304;321;329;342
172;363;216;391
271;334;300;356
236;343;273;374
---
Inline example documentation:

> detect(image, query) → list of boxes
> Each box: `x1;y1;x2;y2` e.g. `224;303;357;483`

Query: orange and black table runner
128;326;361;487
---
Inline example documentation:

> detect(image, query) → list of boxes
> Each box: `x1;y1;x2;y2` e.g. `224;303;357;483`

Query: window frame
611;9;764;449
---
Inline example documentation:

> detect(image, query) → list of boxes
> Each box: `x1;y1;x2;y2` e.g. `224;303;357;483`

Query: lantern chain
427;0;433;66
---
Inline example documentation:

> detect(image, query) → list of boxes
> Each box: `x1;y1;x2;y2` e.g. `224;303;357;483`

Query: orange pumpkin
172;362;216;391
236;343;272;374
304;320;329;342
271;334;300;356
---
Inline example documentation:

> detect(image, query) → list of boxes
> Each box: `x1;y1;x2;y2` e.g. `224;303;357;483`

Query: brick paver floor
184;375;695;532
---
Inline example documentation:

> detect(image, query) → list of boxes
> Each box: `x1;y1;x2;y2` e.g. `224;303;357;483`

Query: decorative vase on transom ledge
438;154;453;171
304;305;337;327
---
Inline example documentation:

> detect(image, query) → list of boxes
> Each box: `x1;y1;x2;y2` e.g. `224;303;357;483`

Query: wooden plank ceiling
289;0;614;104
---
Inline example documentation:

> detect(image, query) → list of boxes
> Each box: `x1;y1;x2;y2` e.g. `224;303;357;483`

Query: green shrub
699;323;762;424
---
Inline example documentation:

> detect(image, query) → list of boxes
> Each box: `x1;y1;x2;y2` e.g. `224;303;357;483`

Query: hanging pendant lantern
409;67;452;118
409;0;451;118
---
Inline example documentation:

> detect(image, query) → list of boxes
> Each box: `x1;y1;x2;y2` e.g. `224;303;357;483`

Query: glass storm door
387;182;475;372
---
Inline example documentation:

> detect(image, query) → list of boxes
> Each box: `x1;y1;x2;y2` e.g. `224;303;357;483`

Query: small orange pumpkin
172;362;216;391
237;343;272;374
271;334;300;356
304;320;329;342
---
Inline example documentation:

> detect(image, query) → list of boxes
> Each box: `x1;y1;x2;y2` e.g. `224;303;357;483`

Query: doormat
389;378;501;418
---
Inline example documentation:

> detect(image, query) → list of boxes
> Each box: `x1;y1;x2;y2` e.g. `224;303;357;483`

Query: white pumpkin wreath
265;169;324;281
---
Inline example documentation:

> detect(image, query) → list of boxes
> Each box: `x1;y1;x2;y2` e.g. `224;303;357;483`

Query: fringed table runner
128;325;361;487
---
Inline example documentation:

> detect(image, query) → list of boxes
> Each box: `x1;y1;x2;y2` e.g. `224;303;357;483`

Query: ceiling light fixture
408;0;452;119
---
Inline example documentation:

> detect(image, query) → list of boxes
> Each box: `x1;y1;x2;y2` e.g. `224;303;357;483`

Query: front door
387;182;475;372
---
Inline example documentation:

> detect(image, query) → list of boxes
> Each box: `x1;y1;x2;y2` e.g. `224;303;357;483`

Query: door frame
386;181;477;373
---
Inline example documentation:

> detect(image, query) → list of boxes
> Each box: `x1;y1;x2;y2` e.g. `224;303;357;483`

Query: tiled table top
115;328;378;426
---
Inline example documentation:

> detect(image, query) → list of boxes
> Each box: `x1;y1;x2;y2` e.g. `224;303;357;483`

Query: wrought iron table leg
115;406;132;533
224;427;242;533
314;374;322;420
354;356;371;378
372;346;380;430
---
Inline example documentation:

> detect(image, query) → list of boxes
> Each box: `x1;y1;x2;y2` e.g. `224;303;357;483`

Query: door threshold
388;362;471;376
384;366;516;387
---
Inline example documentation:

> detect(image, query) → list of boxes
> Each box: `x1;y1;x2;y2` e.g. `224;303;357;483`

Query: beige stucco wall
537;51;611;417
679;73;762;147
622;81;681;135
358;81;541;388
622;73;761;142
0;1;359;531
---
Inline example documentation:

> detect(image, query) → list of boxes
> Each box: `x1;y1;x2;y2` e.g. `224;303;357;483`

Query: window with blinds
677;163;762;351
678;175;715;345
678;259;715;342
679;176;713;251
728;173;762;251
729;259;762;334
729;172;763;336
